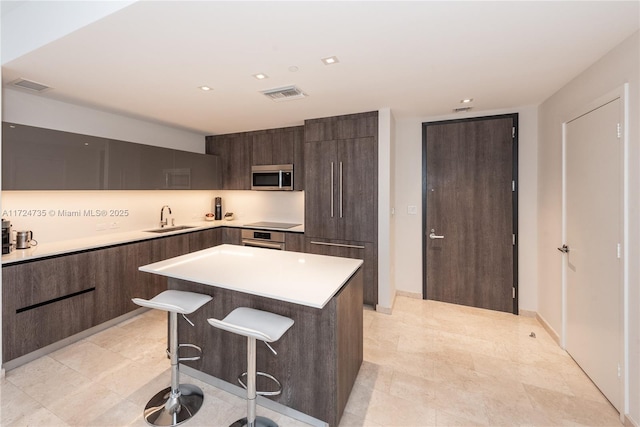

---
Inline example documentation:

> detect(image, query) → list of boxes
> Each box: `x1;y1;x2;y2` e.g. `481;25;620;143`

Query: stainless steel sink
145;225;195;233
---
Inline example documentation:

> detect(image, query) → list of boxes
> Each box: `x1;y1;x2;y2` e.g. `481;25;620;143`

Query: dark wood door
423;115;517;313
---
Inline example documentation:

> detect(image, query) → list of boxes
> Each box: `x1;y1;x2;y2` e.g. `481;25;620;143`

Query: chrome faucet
160;205;172;228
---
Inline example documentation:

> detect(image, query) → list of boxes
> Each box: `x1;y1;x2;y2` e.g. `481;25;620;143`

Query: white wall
3;88;205;153
537;31;639;423
393;105;539;312
1;189;304;244
377;108;396;312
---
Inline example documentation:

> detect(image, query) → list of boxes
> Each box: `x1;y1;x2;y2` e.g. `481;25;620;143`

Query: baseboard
395;290;422;299
375;305;393;314
535;312;561;345
375;291;396;314
519;309;537;318
1;307;146;371
625;414;638;427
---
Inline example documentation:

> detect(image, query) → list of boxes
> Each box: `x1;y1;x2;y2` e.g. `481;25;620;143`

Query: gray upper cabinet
3;122;221;191
173;150;221;190
2;122;108;190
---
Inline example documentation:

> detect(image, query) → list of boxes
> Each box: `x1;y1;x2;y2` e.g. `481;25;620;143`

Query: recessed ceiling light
253;73;268;80
461;98;473;104
199;86;213;91
321;56;339;65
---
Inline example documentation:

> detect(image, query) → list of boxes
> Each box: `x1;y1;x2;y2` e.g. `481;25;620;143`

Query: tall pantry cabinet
304;111;378;306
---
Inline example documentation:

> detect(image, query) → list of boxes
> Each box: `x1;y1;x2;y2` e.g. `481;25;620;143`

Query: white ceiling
2;1;639;136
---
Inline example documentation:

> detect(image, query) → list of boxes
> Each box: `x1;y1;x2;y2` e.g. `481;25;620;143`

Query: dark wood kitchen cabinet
2;231;195;364
188;228;223;252
305;238;377;307
206;126;305;191
222;227;242;245
284;232;305;252
135;234;190;300
251;126;305;190
304;111;378;306
2;251;99;362
205;132;252;190
304;112;377;242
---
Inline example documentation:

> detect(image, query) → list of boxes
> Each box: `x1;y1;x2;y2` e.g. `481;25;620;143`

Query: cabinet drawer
2;251;98;309
2;287;95;361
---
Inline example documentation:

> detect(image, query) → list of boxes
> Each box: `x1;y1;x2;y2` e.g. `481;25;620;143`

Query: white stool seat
208;307;294;427
130;289;212;427
207;307;294;342
132;290;212;314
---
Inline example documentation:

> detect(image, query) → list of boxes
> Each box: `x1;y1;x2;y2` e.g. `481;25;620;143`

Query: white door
564;96;623;412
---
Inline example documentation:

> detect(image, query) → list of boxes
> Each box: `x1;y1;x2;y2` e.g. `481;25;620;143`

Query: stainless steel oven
241;229;285;250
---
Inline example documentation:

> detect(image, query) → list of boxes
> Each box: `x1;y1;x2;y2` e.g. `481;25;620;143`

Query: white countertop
139;244;363;309
2;220;304;265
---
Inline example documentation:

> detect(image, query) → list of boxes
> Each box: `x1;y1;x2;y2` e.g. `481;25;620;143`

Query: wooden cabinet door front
337;137;377;242
2;252;99;361
207;134;252;190
305;239;377;306
304;140;338;239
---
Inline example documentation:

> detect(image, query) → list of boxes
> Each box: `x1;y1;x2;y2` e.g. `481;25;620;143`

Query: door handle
557;244;570;253
330;162;334;218
339;161;343;218
429;229;444;240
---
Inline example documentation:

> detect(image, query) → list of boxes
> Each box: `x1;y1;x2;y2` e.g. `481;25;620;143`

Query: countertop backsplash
1;190;304;245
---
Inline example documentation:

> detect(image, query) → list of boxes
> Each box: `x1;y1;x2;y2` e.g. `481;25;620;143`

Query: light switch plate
407;205;418;215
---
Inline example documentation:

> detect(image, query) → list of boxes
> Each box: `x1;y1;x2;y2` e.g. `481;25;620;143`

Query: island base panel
169;267;363;427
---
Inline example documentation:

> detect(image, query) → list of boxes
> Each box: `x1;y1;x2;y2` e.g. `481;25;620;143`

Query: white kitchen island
139;244;364;427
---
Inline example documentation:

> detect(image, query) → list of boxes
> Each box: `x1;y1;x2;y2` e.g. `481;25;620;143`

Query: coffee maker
2;219;12;254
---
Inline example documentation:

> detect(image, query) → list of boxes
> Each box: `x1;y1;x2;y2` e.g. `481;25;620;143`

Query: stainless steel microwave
251;164;294;190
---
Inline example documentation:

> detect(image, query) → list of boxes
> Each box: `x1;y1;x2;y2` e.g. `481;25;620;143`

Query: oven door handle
242;239;285;250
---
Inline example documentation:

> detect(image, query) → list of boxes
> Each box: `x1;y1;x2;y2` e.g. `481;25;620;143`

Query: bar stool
132;290;213;427
208;308;294;427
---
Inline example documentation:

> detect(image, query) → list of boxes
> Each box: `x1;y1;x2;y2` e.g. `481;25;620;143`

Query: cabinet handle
16;287;96;314
330;162;334;218
310;241;365;249
339;162;343;218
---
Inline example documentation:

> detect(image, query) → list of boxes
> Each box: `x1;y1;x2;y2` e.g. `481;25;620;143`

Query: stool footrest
177;343;203;362
238;372;282;396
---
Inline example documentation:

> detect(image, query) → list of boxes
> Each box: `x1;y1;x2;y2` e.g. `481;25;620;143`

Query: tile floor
0;296;621;426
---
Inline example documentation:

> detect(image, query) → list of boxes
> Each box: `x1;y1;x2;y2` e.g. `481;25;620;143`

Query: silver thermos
214;197;222;220
15;230;37;249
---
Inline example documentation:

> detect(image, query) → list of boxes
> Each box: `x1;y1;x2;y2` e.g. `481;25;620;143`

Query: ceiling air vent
11;78;51;93
261;85;307;102
453;106;472;113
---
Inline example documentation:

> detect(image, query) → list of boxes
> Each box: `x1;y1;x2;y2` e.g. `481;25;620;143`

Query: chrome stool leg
207;307;294;427
230;336;277;427
143;311;204;426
